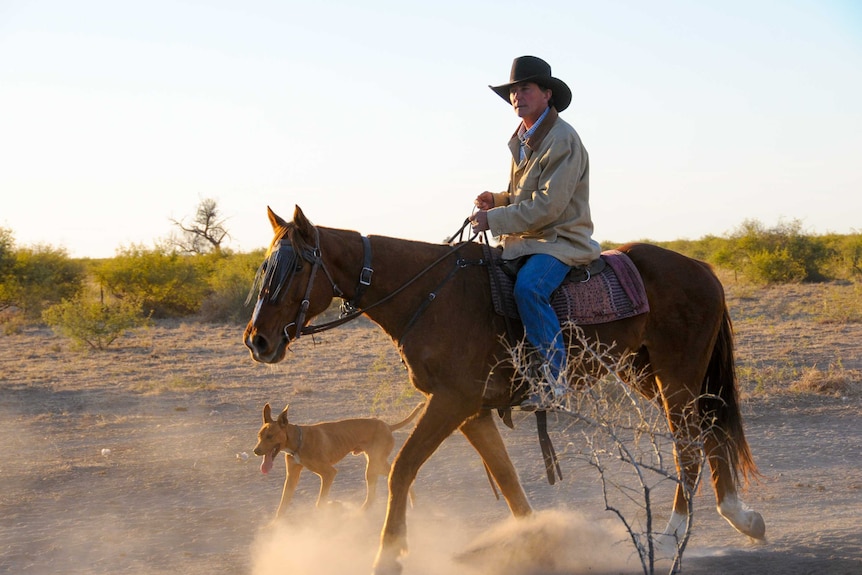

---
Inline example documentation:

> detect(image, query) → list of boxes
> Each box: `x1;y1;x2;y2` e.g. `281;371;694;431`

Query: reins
295;219;479;338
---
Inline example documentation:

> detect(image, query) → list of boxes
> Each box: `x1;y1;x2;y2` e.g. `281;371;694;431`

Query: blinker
247;240;305;305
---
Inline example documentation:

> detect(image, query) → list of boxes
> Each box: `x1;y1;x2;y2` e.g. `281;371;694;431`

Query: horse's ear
262;403;273;424
292;205;316;243
267;206;289;232
277;404;290;426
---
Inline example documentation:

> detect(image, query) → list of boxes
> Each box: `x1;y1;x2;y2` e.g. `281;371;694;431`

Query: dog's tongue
261;453;274;475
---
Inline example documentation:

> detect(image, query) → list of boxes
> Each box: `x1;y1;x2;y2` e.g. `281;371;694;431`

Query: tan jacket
487;108;600;266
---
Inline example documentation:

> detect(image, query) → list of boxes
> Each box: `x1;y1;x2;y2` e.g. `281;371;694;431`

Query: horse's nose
252;333;268;353
245;330;270;359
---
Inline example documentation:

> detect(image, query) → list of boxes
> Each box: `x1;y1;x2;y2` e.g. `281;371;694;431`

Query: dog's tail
388;402;425;431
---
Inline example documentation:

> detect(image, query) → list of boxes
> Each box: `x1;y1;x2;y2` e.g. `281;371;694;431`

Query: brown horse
244;205;765;575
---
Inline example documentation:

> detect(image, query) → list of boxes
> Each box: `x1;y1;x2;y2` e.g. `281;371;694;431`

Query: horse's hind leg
459;410;532;517
704;434;766;539
659;390;766;551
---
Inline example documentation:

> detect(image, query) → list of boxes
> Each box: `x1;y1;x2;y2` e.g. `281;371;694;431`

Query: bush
709;219;835;284
0;227;14;276
0;242;85;319
198;250;263;323
651;235;726;262
747;248;807;283
822;233;862;279
95;245;211;318
42;295;149;350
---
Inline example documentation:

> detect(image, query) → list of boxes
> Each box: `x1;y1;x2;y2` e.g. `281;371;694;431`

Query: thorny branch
504;323;711;575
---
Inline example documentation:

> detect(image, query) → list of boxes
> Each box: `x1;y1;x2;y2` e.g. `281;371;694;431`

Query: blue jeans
512;254;570;383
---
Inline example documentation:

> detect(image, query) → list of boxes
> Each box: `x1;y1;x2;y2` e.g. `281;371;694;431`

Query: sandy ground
2;282;861;575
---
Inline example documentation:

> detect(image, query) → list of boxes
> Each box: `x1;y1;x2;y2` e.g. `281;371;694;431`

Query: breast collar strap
341;235;373;316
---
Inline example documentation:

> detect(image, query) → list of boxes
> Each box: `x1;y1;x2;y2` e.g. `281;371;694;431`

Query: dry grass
791;364;859;396
718;275;862;398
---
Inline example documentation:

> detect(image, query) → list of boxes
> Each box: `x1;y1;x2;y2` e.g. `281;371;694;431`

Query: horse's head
243;205;337;363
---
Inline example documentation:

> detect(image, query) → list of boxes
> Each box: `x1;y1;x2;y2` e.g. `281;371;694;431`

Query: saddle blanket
488;249;650;325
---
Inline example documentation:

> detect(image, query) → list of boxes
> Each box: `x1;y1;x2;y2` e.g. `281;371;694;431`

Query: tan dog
253;402;424;517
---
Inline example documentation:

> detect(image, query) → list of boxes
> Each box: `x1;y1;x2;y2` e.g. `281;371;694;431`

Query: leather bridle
249;222;478;347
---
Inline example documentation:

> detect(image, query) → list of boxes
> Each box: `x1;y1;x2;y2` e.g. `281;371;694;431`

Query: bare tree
505;324;705;575
168;198;230;254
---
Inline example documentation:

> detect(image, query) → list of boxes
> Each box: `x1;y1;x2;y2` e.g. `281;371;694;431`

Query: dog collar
285;426;303;465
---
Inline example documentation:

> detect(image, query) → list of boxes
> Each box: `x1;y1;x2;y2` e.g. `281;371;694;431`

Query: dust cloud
250;505;639;575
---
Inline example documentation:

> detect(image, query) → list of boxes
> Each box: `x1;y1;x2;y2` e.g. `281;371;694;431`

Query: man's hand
470;210;489;233
474;192;495;211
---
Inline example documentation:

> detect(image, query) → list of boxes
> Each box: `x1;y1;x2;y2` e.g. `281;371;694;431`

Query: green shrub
651;235;725;262
95;245;211;318
711;219;835;283
42;295;149;350
822;233;862;279
0;242;85;319
747;248;807;283
198;250;263;323
0;227;14;275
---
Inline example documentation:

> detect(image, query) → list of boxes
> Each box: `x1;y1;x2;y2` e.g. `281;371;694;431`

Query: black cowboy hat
489;55;572;112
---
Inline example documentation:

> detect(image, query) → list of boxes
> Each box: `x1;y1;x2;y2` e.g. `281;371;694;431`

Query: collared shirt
516;106;551;162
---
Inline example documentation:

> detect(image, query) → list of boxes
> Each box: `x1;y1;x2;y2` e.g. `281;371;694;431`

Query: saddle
485;247;650;325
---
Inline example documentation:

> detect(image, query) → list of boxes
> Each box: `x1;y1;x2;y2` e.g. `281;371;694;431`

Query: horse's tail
388;402;425;432
699;306;759;485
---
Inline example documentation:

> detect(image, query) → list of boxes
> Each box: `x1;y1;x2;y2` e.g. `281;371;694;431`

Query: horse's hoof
372;545;405;575
746;511;766;540
653;533;682;560
727;508;766;540
371;560;403;575
719;497;766;541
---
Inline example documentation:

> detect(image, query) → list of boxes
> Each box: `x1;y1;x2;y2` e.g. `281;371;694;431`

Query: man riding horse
470;55;601;411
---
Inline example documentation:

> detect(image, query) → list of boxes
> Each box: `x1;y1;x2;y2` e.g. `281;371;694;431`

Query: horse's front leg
372;393;474;575
459;410;532;517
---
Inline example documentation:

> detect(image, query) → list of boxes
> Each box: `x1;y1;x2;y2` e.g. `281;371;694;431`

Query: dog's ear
263;403;273;424
277;404;290;426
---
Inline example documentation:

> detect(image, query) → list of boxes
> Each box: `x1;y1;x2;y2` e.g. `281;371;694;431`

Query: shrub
198;250;263;323
822;233;862;279
0;242;85;319
95;245;211;318
42;295;150;350
747;248;807;283
716;219;835;283
652;235;725;262
0;227;14;275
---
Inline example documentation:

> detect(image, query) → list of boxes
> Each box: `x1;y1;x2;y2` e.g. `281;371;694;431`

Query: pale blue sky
1;0;860;258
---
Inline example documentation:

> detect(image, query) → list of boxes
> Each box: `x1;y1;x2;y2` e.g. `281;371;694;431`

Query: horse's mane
248;220;308;306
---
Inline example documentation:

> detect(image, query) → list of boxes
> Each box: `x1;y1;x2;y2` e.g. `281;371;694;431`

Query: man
470;55;601;410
